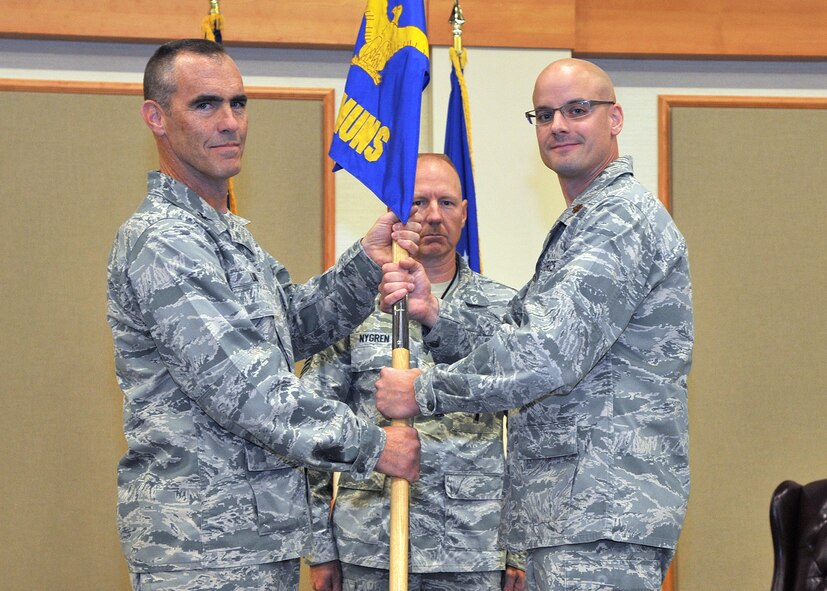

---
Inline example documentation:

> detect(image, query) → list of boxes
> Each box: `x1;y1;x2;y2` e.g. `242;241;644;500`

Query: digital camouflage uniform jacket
302;257;525;573
107;172;388;573
415;157;694;553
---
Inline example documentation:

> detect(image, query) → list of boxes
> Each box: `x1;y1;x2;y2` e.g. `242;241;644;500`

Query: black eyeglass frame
525;100;616;125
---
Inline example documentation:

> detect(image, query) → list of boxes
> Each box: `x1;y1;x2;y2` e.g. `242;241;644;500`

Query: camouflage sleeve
301;338;354;564
126;219;384;476
268;241;382;361
415;198;660;415
423;286;524;364
506;550;527;571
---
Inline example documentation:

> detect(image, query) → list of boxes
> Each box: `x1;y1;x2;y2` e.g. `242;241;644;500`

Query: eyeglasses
525;100;615;126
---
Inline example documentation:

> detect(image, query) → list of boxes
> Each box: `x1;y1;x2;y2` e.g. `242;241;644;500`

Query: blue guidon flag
330;0;430;223
444;47;481;272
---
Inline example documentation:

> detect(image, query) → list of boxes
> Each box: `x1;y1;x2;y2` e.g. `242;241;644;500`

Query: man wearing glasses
374;58;694;590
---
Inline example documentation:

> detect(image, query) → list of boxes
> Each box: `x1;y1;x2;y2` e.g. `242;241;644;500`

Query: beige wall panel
234;99;325;283
0;90;147;591
669;106;827;590
0;86;326;590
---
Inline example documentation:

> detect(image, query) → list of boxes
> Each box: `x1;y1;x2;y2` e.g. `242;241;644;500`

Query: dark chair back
770;479;827;591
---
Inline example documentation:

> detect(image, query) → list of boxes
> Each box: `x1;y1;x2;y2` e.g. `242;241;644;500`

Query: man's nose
424;201;442;223
218;104;242;132
549;109;569;133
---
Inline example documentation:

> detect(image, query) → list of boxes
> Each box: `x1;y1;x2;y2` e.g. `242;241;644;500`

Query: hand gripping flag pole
329;2;430;589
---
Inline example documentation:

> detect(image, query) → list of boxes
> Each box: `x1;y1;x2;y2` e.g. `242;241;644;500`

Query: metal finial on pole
448;0;465;55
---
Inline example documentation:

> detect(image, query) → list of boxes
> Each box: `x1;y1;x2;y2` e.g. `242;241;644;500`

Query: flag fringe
202;13;224;42
449;47;474;173
200;4;235;213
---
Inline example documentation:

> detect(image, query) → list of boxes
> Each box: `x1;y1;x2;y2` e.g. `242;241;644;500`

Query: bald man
303;154;524;591
374;58;694;590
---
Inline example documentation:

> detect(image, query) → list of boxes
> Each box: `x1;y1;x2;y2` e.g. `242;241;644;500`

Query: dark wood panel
427;0;575;49
0;0;366;47
8;0;827;58
576;0;827;58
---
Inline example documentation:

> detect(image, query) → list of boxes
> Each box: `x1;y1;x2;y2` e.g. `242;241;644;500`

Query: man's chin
220;163;243;178
417;245;451;260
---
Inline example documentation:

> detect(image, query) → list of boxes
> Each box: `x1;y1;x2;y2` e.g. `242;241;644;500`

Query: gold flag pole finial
448;0;465;55
202;0;225;45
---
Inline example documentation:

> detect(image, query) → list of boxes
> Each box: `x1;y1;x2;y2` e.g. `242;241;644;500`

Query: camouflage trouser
525;540;674;591
130;560;301;591
341;562;503;591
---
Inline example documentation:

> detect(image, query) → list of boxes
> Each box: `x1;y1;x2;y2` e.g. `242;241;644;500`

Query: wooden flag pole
389;240;410;591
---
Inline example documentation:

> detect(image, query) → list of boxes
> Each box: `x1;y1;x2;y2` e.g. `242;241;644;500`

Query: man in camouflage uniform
106;39;421;591
374;59;694;590
303;154;526;591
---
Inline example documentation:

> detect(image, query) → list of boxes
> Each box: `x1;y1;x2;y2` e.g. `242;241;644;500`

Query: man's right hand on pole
374;425;420;482
379;258;440;328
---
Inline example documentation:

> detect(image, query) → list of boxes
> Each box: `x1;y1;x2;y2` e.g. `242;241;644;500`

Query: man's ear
609;103;624;137
461;198;468;228
141;100;166;137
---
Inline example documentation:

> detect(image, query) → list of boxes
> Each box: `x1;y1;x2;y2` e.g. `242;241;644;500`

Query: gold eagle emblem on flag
352;0;429;85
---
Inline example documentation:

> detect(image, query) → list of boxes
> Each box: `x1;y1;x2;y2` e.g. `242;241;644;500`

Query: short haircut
417;153;464;201
143;39;227;109
418;152;460;176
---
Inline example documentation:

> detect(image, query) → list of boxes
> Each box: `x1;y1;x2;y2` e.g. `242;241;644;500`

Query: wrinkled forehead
172;52;243;86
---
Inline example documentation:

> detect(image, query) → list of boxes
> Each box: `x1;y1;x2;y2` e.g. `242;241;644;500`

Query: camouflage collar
566;156;635;218
537;156;635;260
453;254;473;290
147;171;251;230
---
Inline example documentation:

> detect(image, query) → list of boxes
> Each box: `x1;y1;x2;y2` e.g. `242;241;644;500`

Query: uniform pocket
244;442;308;535
515;420;579;525
333;472;388;545
563;558;663;590
233;277;292;364
444;472;503;550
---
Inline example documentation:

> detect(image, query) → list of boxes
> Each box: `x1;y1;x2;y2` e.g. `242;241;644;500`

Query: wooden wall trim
0;79;336;269
576;0;827;59
1;0;366;48
426;0;575;50
1;0;576;51
319;89;337;270
662;561;676;591
5;0;825;58
0;79;143;94
658;95;827;207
